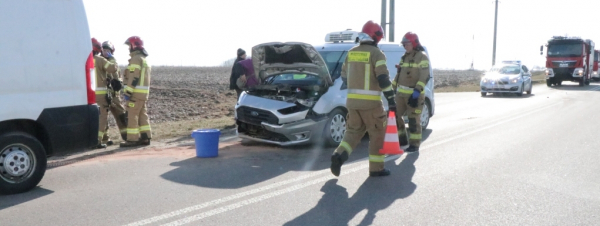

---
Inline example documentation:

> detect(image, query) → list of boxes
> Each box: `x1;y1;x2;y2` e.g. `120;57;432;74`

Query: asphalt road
2;82;600;226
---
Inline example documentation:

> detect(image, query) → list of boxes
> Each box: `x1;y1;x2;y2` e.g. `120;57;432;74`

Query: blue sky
83;0;600;70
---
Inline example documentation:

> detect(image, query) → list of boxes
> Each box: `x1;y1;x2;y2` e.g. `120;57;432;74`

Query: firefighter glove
411;89;420;99
110;79;123;91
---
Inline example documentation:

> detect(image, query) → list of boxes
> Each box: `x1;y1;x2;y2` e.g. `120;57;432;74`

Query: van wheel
0;132;47;195
481;92;487;97
323;109;347;147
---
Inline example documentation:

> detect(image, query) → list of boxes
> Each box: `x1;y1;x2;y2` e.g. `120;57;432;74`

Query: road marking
160;162;372;226
154;101;563;226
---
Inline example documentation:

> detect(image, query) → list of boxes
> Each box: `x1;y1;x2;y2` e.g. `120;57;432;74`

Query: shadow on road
549;83;600;91
283;152;419;226
161;127;431;190
160;137;371;189
0;187;54;211
482;93;535;98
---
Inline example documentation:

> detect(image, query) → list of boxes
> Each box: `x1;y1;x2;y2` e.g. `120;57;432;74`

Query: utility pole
492;0;499;66
381;0;395;42
389;0;395;42
381;0;387;39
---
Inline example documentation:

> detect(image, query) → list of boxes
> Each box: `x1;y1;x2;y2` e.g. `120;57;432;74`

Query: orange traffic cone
379;111;404;155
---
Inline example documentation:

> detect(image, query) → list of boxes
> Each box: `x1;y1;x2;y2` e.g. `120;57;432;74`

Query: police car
480;60;533;97
235;30;435;147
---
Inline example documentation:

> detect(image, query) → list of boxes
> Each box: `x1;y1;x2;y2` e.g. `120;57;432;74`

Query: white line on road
154;101;562;226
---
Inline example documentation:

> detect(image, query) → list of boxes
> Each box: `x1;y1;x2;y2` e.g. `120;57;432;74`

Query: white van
0;0;98;194
235;30;435;147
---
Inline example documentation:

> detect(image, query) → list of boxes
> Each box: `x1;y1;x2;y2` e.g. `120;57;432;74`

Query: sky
83;0;600;70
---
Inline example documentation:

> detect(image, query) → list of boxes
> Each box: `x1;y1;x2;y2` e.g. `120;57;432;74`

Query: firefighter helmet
361;20;384;43
91;38;102;53
102;41;115;53
401;32;420;47
124;36;144;49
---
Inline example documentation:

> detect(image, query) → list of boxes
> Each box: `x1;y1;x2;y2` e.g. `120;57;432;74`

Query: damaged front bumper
235;92;328;146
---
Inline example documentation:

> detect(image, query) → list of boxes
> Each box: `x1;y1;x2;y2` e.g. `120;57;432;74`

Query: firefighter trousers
333;106;387;172
395;94;425;147
97;94;127;144
125;99;152;142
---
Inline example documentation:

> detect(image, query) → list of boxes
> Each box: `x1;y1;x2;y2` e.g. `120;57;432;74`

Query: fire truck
541;36;595;87
593;50;600;81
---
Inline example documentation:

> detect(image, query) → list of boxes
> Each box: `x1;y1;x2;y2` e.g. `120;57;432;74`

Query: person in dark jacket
229;48;247;98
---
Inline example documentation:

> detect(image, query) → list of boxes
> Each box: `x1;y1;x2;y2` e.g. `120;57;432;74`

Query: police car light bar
325;30;360;43
501;60;521;65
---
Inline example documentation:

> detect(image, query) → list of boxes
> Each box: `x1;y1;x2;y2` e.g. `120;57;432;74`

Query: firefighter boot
369;168;391;177
96;143;107;149
120;141;141;148
139;133;151;146
406;145;419;153
330;151;349;177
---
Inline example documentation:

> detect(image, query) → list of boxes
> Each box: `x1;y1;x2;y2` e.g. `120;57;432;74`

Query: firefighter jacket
123;50;151;101
341;43;392;110
392;50;430;96
107;57;122;81
93;55;118;96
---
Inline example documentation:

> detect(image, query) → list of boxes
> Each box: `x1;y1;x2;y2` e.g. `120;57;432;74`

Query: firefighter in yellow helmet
91;38;119;149
330;21;397;177
101;40;128;142
392;32;430;153
120;36;152;147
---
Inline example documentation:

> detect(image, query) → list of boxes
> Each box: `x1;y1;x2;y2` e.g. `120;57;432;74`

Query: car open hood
251;42;333;86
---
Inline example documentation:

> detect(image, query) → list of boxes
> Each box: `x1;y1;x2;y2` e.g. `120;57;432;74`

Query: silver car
480;61;533;97
236;35;436;147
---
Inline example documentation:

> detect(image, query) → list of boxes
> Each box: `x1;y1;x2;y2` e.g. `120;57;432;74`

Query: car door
522;65;532;90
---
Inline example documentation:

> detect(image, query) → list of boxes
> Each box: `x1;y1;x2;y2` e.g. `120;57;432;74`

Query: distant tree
221;55;251;67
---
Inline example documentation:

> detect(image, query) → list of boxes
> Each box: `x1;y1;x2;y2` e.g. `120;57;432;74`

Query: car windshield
547;43;583;57
490;65;521;74
318;51;347;80
263;73;322;86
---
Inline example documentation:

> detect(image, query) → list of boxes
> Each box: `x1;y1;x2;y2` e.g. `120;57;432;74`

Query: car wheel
546;79;552;87
0;132;47;195
527;84;532;94
481;92;487;97
420;100;431;130
323;108;347;147
516;84;523;96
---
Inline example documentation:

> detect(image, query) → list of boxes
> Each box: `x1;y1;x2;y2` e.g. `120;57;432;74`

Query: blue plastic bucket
191;129;220;158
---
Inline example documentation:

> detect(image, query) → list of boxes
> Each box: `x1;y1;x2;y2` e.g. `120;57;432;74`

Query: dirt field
104;66;541;142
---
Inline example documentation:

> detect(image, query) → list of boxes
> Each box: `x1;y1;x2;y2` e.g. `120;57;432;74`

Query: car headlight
296;99;314;107
510;77;522;83
481;78;488;83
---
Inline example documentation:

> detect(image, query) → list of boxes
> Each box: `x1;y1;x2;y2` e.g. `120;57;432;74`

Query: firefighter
330;20;397;177
120;36;152;147
91;38;119;149
392;32;430;153
102;40;128;141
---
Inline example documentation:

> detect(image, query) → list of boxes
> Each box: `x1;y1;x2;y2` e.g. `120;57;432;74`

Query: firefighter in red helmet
120;36;152;147
392;32;430;153
330;20;396;177
91;38;119;148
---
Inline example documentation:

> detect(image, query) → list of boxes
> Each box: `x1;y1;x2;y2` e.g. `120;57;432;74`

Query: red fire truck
592;50;600;81
541;36;595;86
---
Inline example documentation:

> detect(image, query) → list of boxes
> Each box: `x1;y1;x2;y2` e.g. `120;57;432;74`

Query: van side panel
0;0;97;153
37;105;99;154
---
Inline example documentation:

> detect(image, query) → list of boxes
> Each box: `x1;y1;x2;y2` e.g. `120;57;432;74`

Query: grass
104;116;236;142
